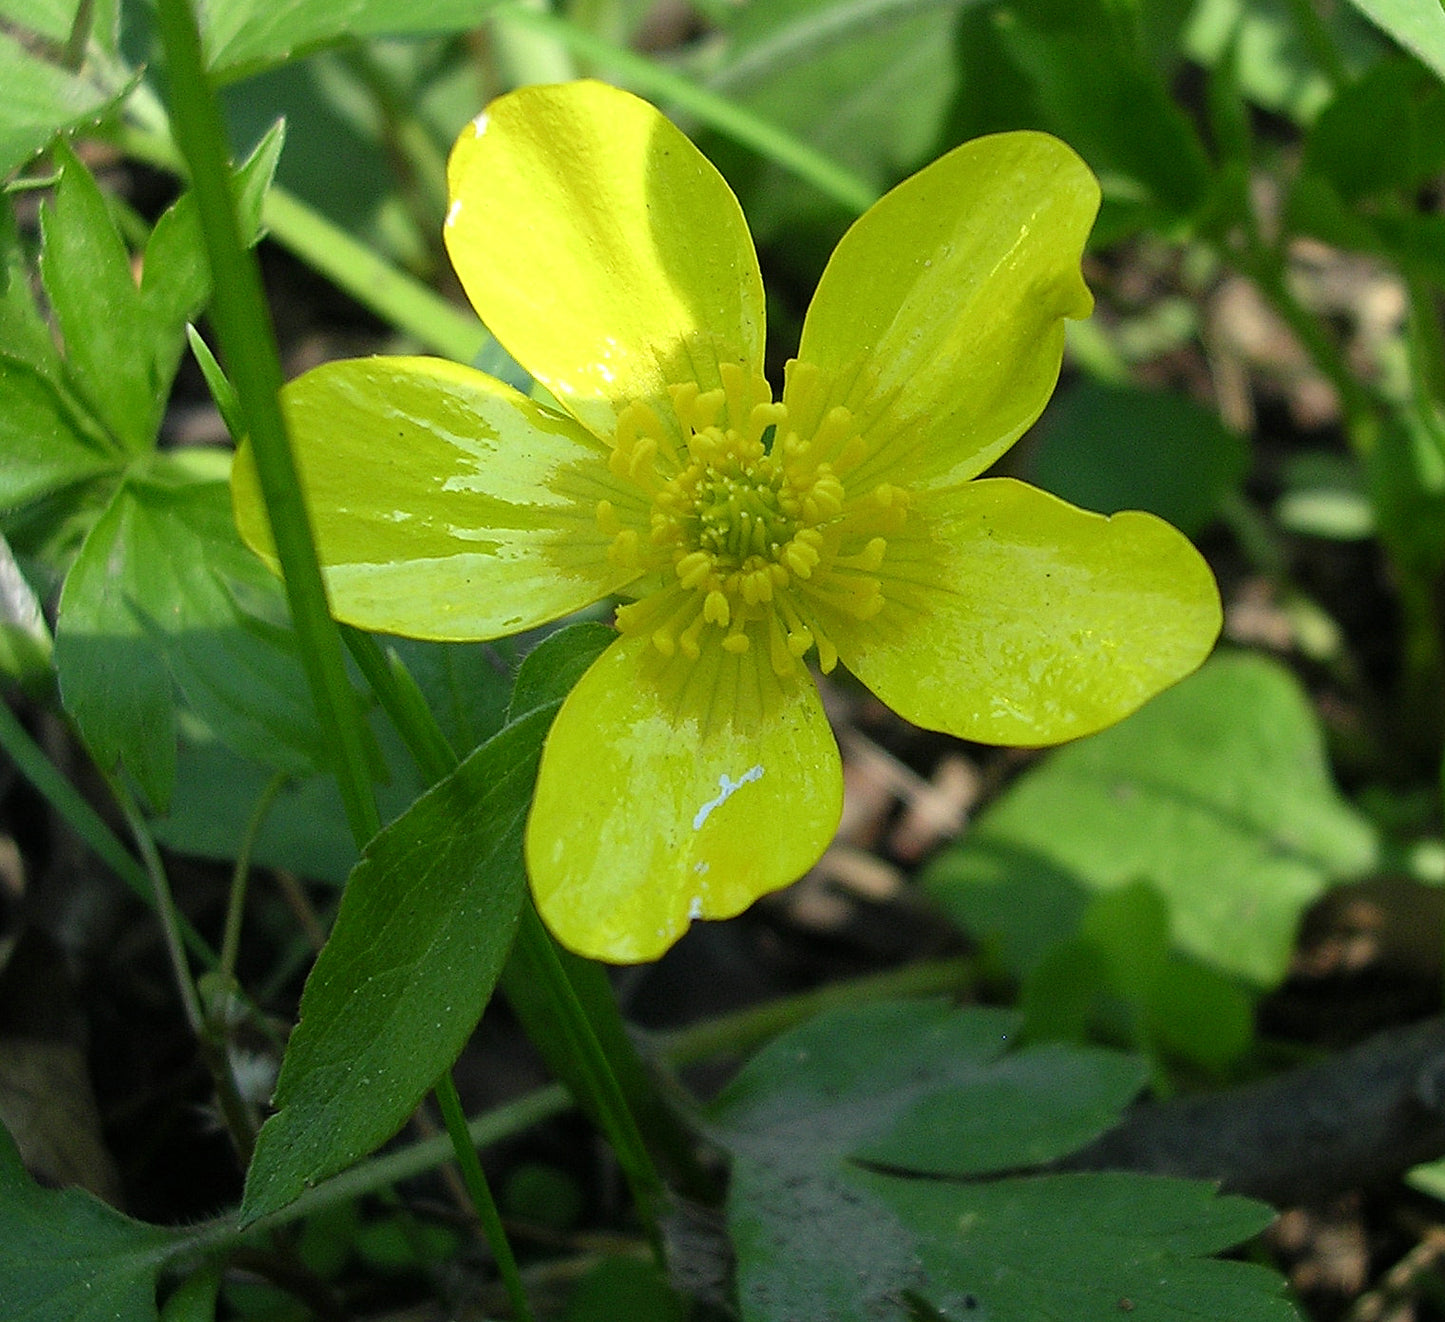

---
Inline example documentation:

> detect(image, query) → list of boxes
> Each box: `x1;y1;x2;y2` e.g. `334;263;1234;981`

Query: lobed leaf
0;1121;180;1322
55;463;331;810
923;652;1379;985
709;1000;1294;1321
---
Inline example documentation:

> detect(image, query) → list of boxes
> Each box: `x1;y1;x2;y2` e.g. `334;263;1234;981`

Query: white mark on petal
688;897;704;920
445;199;462;228
472;110;490;136
693;861;709;875
692;765;764;830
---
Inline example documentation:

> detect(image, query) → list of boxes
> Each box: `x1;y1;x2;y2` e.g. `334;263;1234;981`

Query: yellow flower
233;81;1220;963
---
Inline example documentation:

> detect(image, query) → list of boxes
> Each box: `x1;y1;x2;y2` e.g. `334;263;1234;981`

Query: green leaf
0;358;118;510
239;703;551;1222
1342;0;1445;86
1302;58;1445;202
702;0;970;243
0;29;119;178
709;1001;1292;1322
1185;0;1385;123
1023;883;1255;1071
0;1120;181;1322
0;0;77;43
864;1171;1296;1321
997;19;1214;229
39;143;158;454
564;1258;689;1322
508;620;616;720
141;121;286;395
923;652;1379;986
201;0;505;80
55;463;330;810
1029;380;1248;536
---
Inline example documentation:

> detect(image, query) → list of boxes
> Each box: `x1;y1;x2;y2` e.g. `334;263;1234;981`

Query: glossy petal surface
232;357;639;640
839;479;1221;745
445;81;765;441
793;132;1099;493
525;636;842;963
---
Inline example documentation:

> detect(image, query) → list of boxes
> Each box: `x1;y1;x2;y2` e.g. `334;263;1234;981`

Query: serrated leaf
923;652;1379;985
201;0;504;81
709;1001;1291;1322
1030;380;1248;536
39;144;156;454
0;29;120;178
0;1120;180;1322
55;464;330;810
141;121;286;395
240;705;549;1222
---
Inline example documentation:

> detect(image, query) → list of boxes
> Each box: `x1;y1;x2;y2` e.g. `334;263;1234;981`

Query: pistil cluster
598;361;908;678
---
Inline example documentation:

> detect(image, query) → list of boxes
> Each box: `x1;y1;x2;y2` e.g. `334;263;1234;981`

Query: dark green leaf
1029;380;1248;535
0;29;120;178
508;620;616;720
709;1001;1291;1322
997;19;1214;228
1302;58;1445;203
0;1120;180;1322
864;1170;1295;1321
39;143;157;454
240;705;548;1222
564;1257;689;1322
1184;0;1386;124
923;652;1379;986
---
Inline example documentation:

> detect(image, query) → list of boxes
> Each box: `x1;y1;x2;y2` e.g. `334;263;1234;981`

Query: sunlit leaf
0;30;120;178
923;652;1379;985
1340;0;1445;85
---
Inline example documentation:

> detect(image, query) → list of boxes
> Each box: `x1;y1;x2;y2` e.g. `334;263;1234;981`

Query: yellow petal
232;357;641;640
838;479;1221;746
525;634;842;962
793;131;1099;493
445;81;765;441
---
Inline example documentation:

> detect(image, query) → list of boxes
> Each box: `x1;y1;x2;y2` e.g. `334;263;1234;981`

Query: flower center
596;361;909;677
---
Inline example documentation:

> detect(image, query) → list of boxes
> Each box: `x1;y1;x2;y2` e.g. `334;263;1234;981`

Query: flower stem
111;774;260;1162
433;1072;535;1322
153;0;527;1295
153;0;381;850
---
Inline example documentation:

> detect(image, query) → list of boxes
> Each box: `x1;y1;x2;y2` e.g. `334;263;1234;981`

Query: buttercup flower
233;81;1220;962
